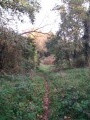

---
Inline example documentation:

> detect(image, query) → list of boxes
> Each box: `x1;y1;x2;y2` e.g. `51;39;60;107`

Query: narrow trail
42;76;50;120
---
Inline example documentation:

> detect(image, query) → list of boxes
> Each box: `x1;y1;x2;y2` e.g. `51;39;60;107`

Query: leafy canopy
0;0;40;24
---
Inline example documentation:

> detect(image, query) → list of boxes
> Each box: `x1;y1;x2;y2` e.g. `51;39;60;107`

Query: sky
2;0;89;34
16;0;62;33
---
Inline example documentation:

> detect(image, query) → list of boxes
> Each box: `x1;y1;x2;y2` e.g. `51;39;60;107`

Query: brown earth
42;79;50;120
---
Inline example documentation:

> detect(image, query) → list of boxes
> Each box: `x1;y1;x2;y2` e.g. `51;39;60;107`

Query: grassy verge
0;74;45;120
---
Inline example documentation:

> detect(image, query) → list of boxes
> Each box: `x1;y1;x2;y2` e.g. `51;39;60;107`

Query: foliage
0;0;41;72
0;27;36;73
46;0;90;68
0;0;40;25
0;63;90;120
0;74;45;120
42;67;90;120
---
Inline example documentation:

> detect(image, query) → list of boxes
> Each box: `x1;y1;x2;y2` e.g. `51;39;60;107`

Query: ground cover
0;65;90;120
0;74;45;120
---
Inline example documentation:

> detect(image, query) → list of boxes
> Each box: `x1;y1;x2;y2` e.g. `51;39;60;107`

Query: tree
47;0;89;68
0;0;40;27
0;27;37;73
83;5;90;66
0;0;41;73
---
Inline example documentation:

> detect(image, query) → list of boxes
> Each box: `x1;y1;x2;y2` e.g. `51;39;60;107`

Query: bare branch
20;24;53;35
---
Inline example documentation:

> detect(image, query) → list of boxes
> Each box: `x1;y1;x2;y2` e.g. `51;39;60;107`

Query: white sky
2;0;89;34
16;0;62;33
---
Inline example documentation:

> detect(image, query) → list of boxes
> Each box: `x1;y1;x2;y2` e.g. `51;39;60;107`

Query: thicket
0;0;41;74
0;27;37;74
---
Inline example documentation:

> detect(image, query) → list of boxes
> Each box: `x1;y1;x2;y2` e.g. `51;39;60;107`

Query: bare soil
42;79;50;120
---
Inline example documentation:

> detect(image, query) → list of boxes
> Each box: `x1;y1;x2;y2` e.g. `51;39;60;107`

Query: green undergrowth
47;68;90;120
0;74;45;120
38;64;54;73
0;65;90;120
38;65;90;120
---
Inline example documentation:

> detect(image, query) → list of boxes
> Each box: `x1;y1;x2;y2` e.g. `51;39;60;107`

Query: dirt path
42;78;50;120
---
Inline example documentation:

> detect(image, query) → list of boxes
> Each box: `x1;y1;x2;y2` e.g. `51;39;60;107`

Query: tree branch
20;24;53;35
